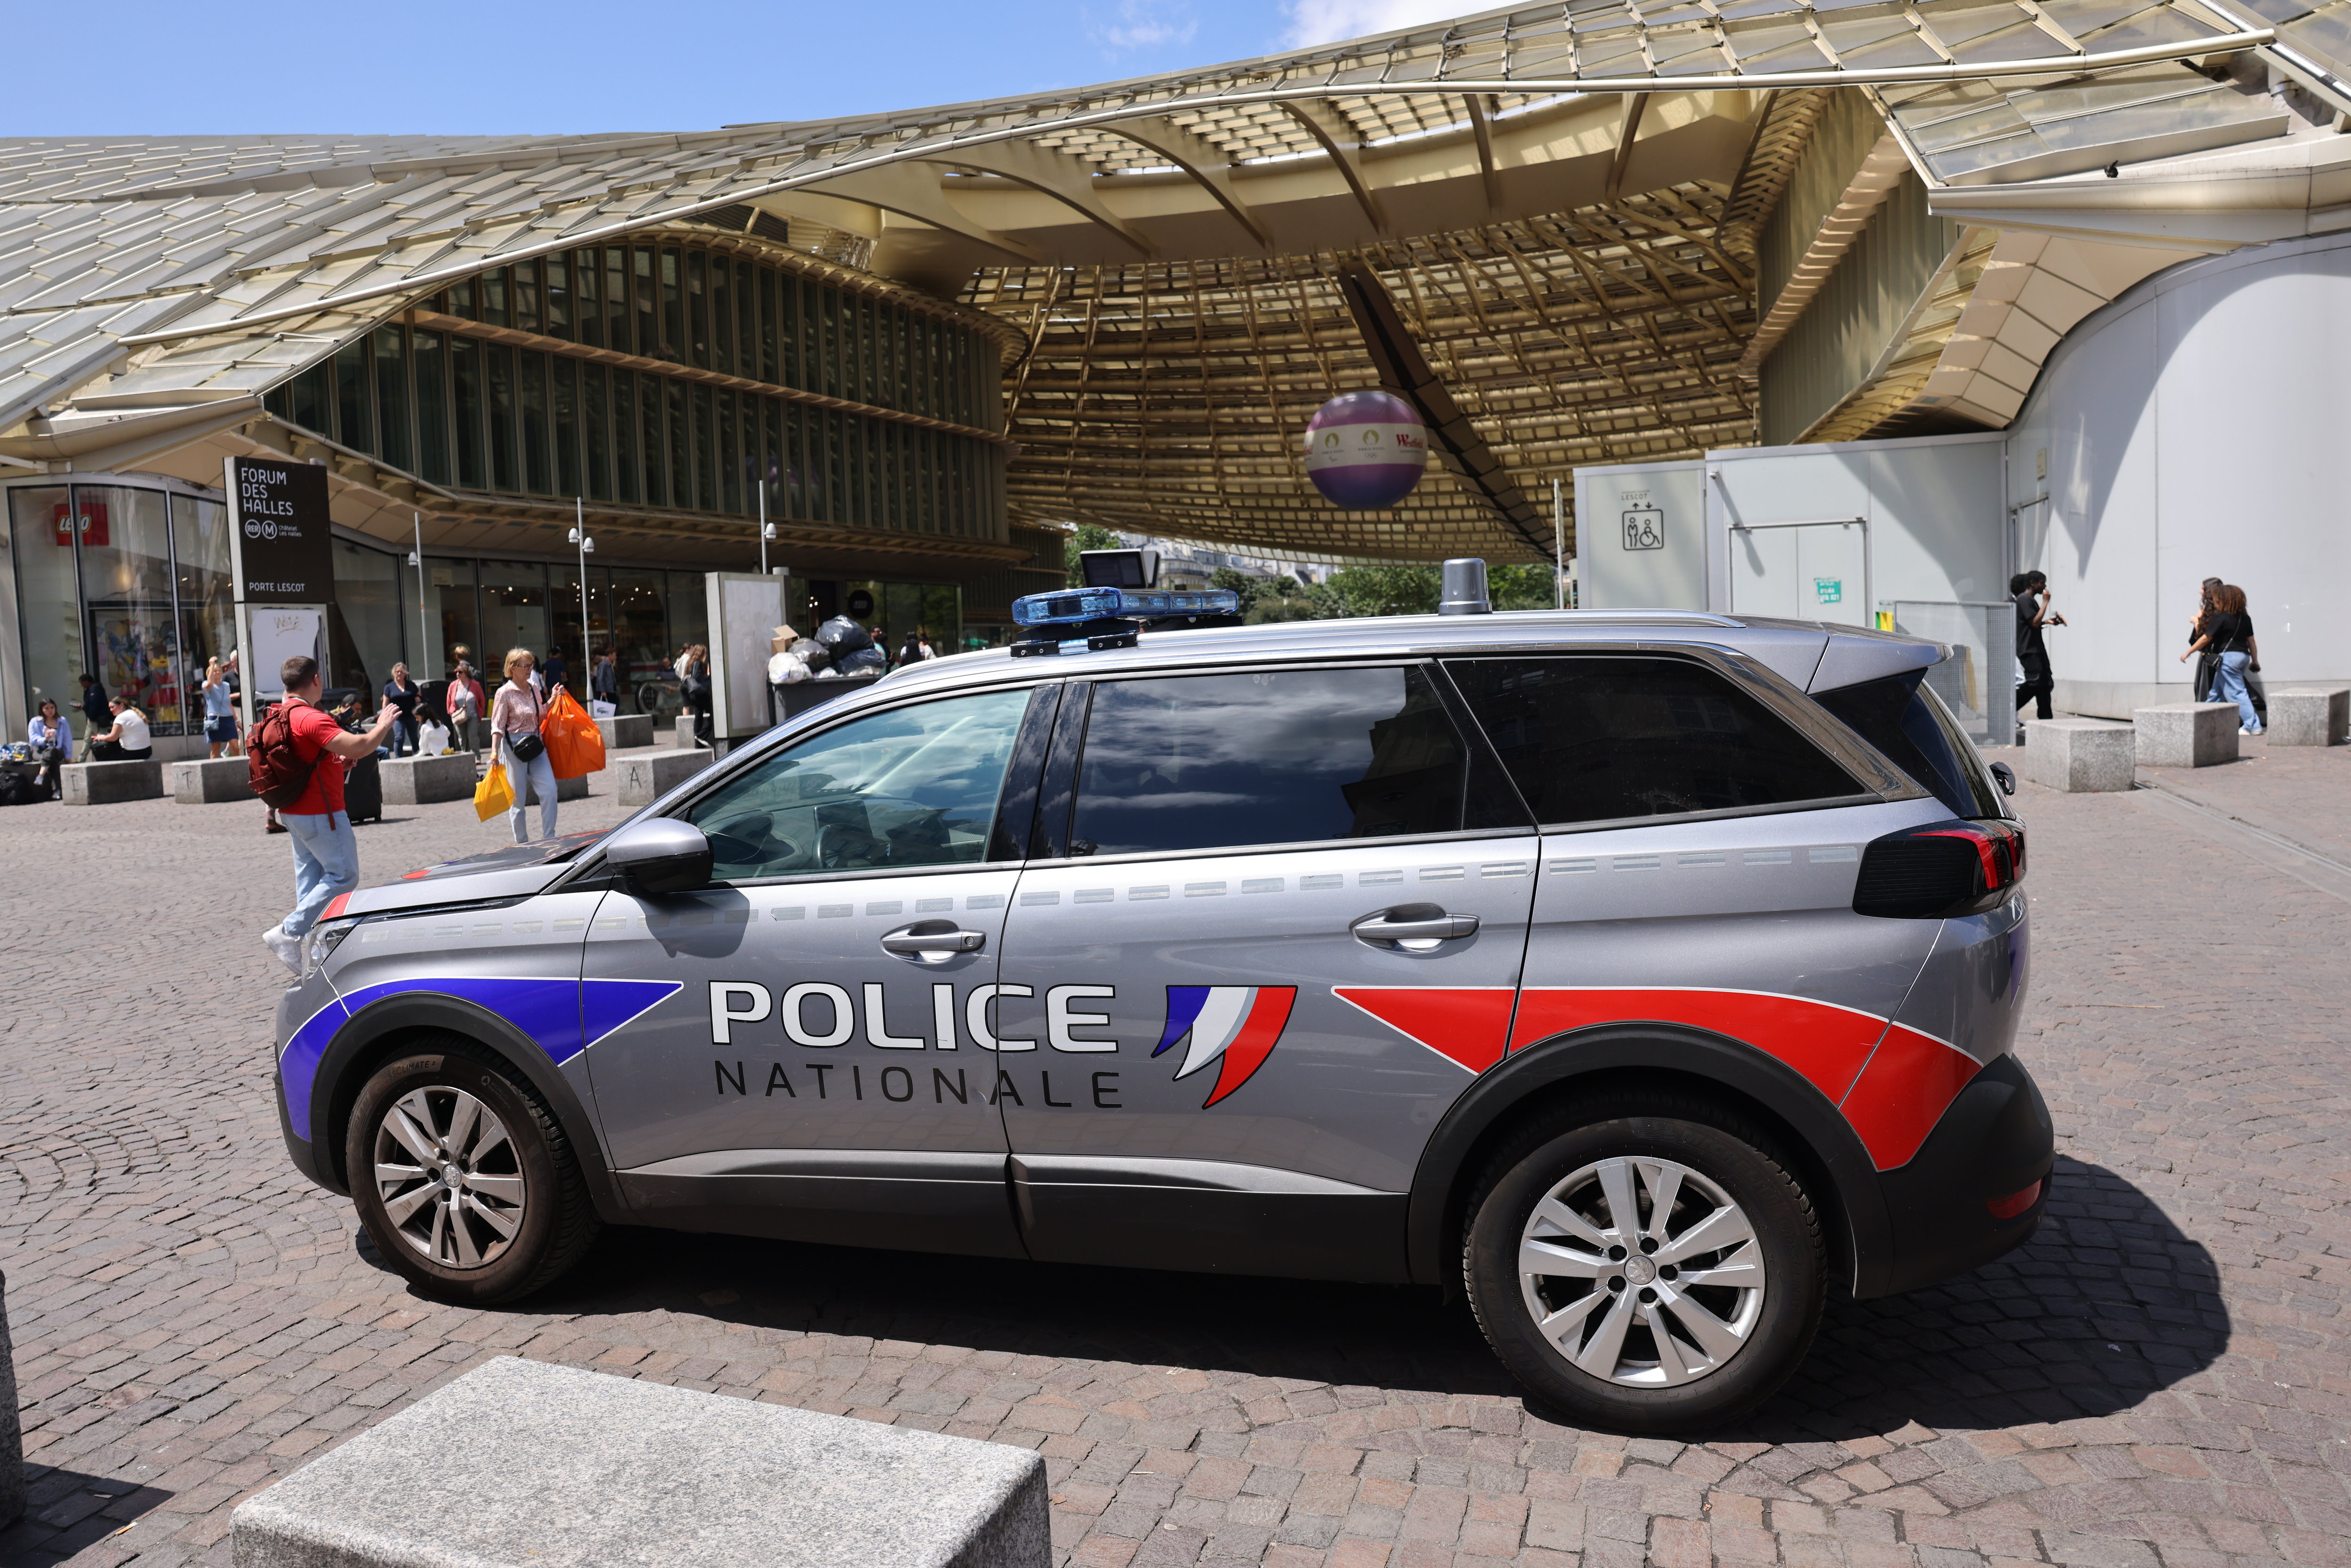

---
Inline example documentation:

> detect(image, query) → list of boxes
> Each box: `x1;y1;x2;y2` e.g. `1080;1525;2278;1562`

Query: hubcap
1517;1156;1766;1388
372;1086;525;1269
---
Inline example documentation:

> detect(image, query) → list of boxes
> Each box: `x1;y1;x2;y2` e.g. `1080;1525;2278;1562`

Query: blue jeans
2211;651;2259;732
391;716;418;756
281;810;359;937
503;739;558;843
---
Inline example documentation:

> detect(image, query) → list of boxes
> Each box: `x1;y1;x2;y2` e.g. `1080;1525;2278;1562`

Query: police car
273;558;2047;1433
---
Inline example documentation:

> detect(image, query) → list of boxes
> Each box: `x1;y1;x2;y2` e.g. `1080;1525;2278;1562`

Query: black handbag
506;687;546;761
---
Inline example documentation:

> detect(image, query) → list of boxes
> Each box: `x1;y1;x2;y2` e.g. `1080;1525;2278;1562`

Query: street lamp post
758;481;777;574
409;512;432;674
567;498;594;697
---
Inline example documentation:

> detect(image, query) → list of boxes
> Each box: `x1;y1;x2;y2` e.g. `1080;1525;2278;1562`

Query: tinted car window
685;687;1031;880
1070;666;1467;856
1445;656;1862;826
1813;670;2001;819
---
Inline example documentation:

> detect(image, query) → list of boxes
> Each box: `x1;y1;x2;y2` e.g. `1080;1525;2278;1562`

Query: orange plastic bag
542;687;606;780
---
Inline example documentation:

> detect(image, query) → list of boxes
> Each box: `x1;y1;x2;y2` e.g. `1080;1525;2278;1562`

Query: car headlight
303;918;359;978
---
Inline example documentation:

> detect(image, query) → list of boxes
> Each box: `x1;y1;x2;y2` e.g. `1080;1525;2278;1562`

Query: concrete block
2267;687;2349;746
230;1356;1046;1568
170;755;250;804
2022;718;2135;792
617;746;710;807
381;753;478;805
62;758;164;804
597;712;655;751
673;714;700;751
2134;701;2240;767
1;1268;21;1528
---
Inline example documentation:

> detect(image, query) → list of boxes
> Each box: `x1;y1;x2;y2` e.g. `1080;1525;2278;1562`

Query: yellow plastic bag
473;760;513;822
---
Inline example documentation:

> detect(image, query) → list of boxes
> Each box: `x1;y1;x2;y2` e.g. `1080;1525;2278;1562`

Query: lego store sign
52;499;108;548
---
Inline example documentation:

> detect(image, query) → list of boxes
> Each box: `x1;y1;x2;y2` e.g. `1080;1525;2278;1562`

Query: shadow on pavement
1;1467;173;1568
415;1152;2222;1437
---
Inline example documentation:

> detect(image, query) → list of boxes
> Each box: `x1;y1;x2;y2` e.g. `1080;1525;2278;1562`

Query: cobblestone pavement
5;753;2350;1568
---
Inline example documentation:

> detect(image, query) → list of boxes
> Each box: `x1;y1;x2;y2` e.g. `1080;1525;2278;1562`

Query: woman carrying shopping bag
489;646;559;842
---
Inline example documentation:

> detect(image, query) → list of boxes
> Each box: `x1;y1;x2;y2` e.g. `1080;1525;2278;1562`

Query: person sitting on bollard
87;695;152;761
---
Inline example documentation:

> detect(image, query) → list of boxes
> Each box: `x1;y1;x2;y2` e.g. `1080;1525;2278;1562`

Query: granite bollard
229;1356;1047;1568
380;753;478;805
171;755;251;803
595;712;654;751
2133;701;2239;767
617;746;710;807
2267;687;2348;746
62;758;165;804
2022;717;2135;792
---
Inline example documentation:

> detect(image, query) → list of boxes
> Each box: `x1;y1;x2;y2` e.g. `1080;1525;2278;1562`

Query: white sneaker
262;926;303;975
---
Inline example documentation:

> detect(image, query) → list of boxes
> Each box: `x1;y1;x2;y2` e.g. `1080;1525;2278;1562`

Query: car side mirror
603;818;712;895
1988;760;2017;796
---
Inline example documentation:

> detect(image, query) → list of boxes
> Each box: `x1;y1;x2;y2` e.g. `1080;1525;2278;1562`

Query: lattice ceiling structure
0;0;2290;567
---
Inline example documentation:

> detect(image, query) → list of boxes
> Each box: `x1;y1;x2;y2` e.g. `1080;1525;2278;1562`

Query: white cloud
1280;0;1486;49
1092;0;1201;51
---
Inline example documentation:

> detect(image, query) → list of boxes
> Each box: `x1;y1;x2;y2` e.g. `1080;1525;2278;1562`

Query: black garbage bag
835;646;888;676
814;615;872;655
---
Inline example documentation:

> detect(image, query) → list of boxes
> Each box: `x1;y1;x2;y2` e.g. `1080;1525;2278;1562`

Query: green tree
1062;524;1128;586
1488;562;1562;611
1321;563;1441;618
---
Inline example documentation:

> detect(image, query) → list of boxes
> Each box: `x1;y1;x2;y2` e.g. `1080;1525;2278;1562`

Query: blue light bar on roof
1012;586;1241;627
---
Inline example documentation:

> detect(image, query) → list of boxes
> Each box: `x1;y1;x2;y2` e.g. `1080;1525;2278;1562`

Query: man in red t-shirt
262;655;400;974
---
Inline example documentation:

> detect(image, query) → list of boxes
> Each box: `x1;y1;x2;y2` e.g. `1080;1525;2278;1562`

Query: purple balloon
1303;391;1428;510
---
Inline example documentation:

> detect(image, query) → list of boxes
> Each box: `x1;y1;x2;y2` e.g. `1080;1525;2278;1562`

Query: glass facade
7;476;892;739
262;240;1006;542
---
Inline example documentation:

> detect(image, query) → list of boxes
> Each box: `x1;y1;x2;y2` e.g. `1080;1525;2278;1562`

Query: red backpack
246;701;319;810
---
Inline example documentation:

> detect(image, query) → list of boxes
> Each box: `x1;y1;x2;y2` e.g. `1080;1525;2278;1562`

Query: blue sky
6;0;1479;138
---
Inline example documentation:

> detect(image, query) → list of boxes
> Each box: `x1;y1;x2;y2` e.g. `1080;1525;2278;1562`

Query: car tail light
1852;818;2026;919
1986;1179;2043;1219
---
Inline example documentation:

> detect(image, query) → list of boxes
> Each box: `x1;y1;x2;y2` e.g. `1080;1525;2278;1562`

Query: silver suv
273;607;2048;1432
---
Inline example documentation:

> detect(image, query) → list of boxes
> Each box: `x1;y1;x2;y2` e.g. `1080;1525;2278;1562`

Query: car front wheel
345;1040;598;1304
1464;1095;1825;1433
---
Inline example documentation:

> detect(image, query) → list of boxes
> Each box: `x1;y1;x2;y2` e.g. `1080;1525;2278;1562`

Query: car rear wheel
345;1040;599;1304
1463;1095;1824;1433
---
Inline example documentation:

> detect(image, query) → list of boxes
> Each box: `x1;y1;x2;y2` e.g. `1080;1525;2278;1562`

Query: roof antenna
1439;558;1492;615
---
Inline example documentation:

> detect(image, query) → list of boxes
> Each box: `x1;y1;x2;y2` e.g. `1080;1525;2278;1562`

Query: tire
344;1039;600;1305
1463;1093;1824;1434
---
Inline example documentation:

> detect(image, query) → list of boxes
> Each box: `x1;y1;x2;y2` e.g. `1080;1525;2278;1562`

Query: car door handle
1351;905;1480;950
880;920;986;963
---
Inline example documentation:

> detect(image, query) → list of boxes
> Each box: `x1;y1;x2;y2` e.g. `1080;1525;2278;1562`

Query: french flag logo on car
1153;985;1298;1107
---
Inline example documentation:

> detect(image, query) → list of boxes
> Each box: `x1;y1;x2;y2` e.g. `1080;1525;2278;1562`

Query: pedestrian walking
2012;570;2064;738
2182;582;2262;733
542;645;570;696
28;697;71;799
257;655;399;974
383;662;421;756
491;647;559;843
683;643;713;748
2187;578;2222;700
445;662;483;751
78;672;110;731
202;657;240;757
897;629;930;666
591;647;619;709
87;695;153;760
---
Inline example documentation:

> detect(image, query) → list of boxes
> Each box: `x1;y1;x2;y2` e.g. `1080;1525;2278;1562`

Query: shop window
373;324;410;473
423;558;479;681
452;338;486;490
413;329;450;485
332;537;404;699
